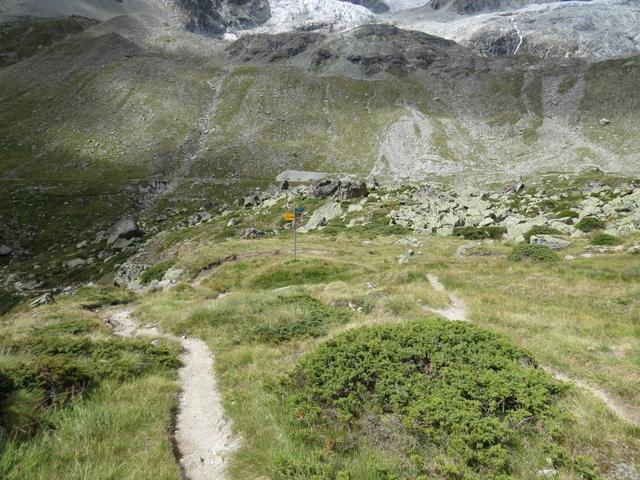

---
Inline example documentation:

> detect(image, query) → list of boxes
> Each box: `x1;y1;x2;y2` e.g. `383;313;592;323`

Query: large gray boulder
106;215;144;245
334;180;369;200
530;235;572;250
310;179;340;198
0;245;13;256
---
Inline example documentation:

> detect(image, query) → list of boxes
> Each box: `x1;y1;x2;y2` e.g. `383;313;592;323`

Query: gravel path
105;307;240;479
424;273;640;427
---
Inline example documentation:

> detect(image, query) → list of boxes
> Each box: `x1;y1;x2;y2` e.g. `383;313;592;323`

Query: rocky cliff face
176;0;271;35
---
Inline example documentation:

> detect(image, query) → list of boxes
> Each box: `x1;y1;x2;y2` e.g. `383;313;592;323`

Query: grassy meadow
1;211;639;479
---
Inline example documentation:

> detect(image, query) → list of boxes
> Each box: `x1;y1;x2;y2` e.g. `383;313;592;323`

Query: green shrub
31;318;100;337
140;260;176;285
575;217;606;232
282;320;563;478
510;244;558;262
453;226;506;240
590;233;622;246
523;225;562;243
555;209;578;219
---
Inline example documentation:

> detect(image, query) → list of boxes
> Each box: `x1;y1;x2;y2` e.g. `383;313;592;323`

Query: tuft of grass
510;244;558;262
555;209;579;219
575;217;606;233
590;233;622;246
248;259;353;290
180;290;351;344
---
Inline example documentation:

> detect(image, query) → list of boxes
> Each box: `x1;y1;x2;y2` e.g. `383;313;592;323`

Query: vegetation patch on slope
279;319;597;479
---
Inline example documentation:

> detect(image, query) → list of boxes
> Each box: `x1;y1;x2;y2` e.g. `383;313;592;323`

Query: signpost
284;207;305;261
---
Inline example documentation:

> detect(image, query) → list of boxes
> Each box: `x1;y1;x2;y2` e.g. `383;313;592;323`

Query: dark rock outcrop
106;215;144;245
176;0;271;36
339;0;390;14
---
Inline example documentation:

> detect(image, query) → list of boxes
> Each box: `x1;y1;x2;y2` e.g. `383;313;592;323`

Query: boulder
299;201;342;233
106;215;144;245
334;180;369;200
63;258;86;268
162;268;184;283
598;118;610;126
30;292;55;308
310;179;340;198
114;262;149;288
530;235;572;250
0;245;12;256
456;241;495;258
398;249;414;264
280;179;290;191
241;228;265;239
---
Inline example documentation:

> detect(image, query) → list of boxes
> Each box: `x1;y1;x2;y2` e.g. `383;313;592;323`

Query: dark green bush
140;260;176;285
575;217;606;232
283;320;563;478
523;225;562;243
590;233;622;246
510;244;558;262
31;318;99;337
453;226;506;240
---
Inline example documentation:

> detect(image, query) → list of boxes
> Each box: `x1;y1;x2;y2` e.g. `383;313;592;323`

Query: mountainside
1;15;639;256
395;0;640;58
3;0;639;59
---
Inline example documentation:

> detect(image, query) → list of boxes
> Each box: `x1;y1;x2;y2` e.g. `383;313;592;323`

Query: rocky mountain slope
3;0;638;59
394;0;640;58
0;15;639;257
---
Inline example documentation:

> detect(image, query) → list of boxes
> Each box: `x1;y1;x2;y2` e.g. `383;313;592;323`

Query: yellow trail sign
284;212;295;221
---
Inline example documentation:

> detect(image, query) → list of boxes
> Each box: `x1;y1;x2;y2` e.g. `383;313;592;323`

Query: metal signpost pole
293;206;297;261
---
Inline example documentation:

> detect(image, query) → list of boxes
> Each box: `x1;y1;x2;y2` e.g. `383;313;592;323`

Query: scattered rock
63;258;86;268
163;268;184;283
456;241;495;258
114;262;149;288
505;175;525;194
398;249;414;264
190;210;212;225
241;228;265;239
628;243;640;254
599;117;611;126
106;215;144;244
608;463;640;480
537;469;558;478
530;235;572;250
30;292;55;308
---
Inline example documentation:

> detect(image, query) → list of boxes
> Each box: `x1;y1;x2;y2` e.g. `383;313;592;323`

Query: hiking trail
104;306;240;480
